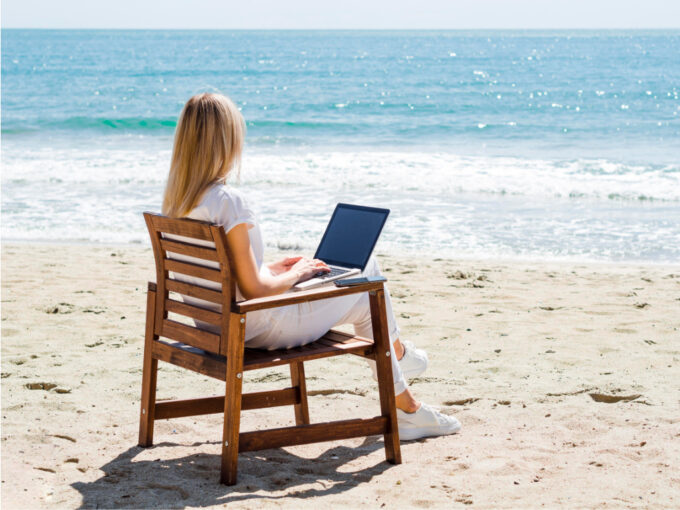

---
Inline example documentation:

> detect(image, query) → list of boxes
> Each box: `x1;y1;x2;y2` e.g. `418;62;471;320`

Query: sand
1;243;679;509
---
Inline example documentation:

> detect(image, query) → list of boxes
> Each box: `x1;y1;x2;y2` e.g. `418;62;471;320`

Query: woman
163;93;460;440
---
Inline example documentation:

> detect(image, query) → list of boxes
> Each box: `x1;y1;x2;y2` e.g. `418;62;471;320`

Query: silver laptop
294;203;390;291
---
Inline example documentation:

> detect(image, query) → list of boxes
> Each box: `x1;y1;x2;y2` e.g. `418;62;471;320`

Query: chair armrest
232;281;385;313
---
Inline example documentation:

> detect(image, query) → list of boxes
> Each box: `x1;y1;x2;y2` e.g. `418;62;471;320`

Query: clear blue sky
2;0;679;29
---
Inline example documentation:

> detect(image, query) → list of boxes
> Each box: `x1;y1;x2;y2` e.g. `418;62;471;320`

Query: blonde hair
162;93;245;218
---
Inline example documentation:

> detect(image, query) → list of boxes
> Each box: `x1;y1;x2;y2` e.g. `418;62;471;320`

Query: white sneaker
397;403;461;441
369;340;428;381
399;340;428;379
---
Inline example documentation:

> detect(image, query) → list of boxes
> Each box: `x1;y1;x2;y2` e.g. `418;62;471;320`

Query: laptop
293;203;390;291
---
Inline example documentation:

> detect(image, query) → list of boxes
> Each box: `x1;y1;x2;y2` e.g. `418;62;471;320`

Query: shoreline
2;240;679;269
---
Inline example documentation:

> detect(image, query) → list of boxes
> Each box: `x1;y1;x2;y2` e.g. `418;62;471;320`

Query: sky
2;0;679;29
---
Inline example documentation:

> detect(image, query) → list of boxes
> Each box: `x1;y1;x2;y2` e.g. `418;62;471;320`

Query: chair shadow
72;436;391;508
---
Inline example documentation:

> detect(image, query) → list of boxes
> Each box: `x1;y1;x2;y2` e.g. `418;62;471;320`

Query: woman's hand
291;257;330;283
268;256;303;276
226;224;331;299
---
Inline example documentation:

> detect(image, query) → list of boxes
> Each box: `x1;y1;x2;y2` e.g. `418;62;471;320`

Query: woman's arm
267;256;303;276
226;223;329;299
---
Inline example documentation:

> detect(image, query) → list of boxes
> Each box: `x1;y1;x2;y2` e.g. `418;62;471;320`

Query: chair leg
139;289;158;447
369;288;402;465
290;361;310;425
220;313;246;485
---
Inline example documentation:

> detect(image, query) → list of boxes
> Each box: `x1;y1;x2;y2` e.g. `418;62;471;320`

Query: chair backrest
144;212;236;357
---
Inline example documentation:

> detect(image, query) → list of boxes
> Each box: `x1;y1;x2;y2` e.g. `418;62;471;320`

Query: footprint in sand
464;281;485;288
82;306;107;314
447;270;473;280
444;398;479;406
45;303;75;314
589;393;641;403
50;434;76;442
25;382;57;391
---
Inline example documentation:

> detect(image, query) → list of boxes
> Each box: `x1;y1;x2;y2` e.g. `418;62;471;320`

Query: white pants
245;257;407;395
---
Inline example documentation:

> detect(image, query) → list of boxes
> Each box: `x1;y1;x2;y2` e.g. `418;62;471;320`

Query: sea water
2;30;679;262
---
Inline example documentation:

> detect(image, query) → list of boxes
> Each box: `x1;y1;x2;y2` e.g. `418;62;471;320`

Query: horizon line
3;27;680;31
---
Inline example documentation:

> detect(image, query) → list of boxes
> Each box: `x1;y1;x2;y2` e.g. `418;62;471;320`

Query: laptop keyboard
316;267;349;279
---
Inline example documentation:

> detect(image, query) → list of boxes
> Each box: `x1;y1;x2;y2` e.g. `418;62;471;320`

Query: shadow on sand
72;436;392;508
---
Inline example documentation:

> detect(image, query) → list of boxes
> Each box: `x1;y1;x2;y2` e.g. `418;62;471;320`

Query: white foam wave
2;144;679;261
3;146;678;202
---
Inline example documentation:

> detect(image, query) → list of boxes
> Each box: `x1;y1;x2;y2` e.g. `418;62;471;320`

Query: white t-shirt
167;184;273;339
185;184;268;302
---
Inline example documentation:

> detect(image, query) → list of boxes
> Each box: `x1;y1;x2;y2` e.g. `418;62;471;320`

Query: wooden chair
138;212;401;485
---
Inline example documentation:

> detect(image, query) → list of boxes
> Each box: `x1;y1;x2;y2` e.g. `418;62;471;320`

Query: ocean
2;29;679;262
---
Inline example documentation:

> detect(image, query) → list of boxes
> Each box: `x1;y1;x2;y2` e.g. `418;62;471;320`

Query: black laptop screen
314;204;390;270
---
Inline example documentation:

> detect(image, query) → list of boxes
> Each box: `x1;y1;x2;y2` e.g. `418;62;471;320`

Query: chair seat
153;329;375;380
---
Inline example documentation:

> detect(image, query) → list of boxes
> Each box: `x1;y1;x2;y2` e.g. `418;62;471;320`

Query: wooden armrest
148;281;157;292
233;281;385;313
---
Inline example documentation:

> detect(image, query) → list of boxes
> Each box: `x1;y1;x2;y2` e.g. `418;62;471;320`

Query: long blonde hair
162;93;245;218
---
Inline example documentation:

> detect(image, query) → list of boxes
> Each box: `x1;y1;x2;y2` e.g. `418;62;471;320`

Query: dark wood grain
165;258;222;282
290;362;310;425
144;213;170;339
166;278;223;304
232;281;384;313
221;312;246;485
148;213;215;241
210;225;236;333
369;288;402;465
154;388;299;419
165;298;222;326
242;336;374;371
160;318;221;353
160;238;219;261
152;340;226;381
239;417;387;452
138;286;159;447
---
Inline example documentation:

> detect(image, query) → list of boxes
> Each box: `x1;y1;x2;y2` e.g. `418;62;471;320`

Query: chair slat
152;340;226;380
166;279;223;304
233;281;384;313
154;389;299;420
165;258;222;283
323;330;361;344
165;299;222;326
243;333;373;371
160;319;221;353
160;238;219;262
150;215;214;241
239;417;387;452
316;337;373;352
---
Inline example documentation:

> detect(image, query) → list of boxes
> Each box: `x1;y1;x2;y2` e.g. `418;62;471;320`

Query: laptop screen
314;203;390;270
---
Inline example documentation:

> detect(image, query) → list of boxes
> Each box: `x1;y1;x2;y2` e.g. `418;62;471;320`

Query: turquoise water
2;30;679;261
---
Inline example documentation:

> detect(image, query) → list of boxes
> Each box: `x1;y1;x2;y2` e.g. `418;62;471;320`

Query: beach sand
1;243;679;508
